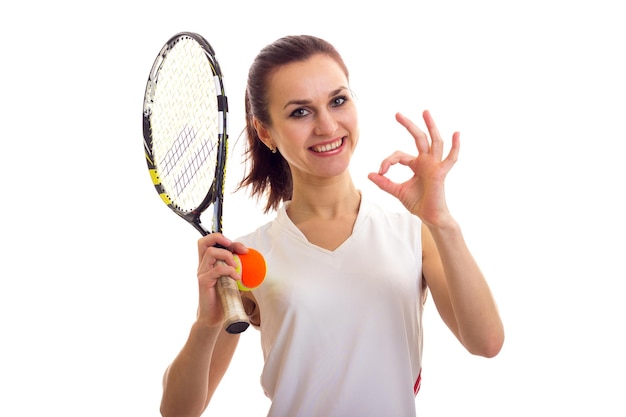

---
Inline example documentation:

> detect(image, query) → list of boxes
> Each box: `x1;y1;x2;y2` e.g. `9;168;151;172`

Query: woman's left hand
368;110;460;228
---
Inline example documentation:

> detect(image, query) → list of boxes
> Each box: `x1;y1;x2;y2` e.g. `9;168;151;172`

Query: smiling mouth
310;138;344;153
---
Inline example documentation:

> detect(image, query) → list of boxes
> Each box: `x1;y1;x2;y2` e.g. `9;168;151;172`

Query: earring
271;147;277;154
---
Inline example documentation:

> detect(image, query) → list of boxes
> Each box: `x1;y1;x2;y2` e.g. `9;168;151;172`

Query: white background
1;0;625;415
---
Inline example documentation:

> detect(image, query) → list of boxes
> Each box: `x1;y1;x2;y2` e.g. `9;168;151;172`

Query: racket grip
215;273;250;334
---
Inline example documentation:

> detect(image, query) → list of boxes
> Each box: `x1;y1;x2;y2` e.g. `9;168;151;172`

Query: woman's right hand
195;233;248;327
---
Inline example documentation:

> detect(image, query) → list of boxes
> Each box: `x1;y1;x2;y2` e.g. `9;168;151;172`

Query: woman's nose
313;109;337;136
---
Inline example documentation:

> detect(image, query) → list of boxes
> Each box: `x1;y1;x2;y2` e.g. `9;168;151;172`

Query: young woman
160;35;504;417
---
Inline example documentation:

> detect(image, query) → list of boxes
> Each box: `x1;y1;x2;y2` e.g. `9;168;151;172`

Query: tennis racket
142;32;249;334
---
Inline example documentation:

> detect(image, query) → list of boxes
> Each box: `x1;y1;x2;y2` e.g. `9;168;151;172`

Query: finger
198;246;224;271
368;172;402;197
377;150;416;175
396;112;430;154
442;131;461;171
213;260;240;279
422;110;444;158
197;233;232;259
198;259;241;291
198;246;241;282
198;243;239;271
230;241;249;256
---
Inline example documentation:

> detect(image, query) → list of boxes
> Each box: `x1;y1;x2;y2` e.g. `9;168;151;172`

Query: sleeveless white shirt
238;196;424;417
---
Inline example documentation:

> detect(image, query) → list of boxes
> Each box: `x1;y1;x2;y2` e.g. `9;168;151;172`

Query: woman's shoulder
235;204;288;249
236;219;274;247
358;193;422;249
360;193;420;225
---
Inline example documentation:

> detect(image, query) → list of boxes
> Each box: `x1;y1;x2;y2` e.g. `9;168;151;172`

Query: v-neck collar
275;195;370;254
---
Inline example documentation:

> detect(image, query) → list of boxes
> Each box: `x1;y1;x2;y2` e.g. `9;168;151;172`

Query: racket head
142;32;229;235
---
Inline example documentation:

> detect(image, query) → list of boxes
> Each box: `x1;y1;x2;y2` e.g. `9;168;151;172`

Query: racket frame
142;32;249;334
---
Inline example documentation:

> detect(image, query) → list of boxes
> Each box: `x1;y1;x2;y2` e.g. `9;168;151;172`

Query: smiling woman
2;1;625;416
252;54;359;193
158;34;503;417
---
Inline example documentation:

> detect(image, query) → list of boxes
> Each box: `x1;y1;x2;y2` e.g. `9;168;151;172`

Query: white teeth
312;138;343;153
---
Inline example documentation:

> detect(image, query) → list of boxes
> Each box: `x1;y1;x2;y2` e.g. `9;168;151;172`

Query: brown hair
237;35;349;213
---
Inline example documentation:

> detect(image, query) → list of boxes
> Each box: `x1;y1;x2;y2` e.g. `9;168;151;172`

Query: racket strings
160;125;219;199
149;37;221;213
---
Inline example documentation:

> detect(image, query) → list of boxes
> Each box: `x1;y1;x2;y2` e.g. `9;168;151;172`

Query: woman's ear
253;117;274;150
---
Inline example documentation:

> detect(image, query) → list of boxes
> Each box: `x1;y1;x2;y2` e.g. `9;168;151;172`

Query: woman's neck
287;175;361;222
286;175;362;251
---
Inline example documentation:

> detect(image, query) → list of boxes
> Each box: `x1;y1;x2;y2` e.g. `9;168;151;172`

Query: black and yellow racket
142;32;250;334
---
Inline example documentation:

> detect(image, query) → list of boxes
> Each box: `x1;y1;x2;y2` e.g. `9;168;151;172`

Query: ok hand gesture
368;110;460;228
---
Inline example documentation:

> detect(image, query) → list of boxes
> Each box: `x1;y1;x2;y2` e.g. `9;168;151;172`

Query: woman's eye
331;96;347;107
290;108;310;118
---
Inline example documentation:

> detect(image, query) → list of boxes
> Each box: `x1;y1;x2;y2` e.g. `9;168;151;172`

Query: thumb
368;172;398;197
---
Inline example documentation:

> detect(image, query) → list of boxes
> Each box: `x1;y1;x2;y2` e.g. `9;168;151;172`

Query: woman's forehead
267;55;349;104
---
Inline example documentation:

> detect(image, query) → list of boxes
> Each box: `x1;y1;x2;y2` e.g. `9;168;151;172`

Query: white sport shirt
238;196;425;417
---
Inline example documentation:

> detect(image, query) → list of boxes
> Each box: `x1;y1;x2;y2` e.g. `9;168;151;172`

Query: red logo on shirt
414;370;422;395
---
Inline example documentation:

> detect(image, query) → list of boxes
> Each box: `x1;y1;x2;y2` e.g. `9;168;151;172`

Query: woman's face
255;54;359;183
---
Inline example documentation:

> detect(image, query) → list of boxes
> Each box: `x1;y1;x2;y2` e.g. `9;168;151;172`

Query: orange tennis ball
233;248;266;291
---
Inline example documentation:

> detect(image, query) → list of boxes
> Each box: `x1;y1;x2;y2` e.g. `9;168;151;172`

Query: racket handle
215;272;250;334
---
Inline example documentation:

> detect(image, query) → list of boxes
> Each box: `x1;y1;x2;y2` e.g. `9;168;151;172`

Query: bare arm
369;110;504;357
422;222;504;357
160;322;239;417
160;234;249;417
